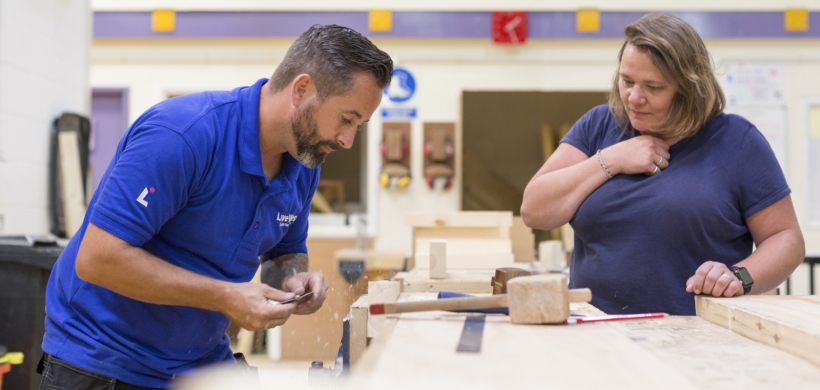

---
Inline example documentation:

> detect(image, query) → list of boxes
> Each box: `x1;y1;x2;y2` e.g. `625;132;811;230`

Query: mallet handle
568;288;592;303
371;295;508;315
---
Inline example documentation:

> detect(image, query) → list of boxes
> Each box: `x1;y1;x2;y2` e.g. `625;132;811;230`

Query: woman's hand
600;135;671;176
686;261;744;297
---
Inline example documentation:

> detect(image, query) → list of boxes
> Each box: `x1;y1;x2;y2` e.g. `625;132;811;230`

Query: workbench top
347;293;820;390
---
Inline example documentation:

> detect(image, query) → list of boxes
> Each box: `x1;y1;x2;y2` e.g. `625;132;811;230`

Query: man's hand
686;261;743;297
281;272;328;315
222;282;298;331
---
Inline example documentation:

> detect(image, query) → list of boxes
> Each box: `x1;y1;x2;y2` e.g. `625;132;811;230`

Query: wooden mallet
370;274;592;324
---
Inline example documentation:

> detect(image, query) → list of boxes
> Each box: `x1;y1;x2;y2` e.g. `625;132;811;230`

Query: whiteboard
807;104;820;227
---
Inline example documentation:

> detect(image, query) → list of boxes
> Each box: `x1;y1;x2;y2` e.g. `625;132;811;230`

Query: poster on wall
382;67;417;120
723;62;787;174
724;63;784;105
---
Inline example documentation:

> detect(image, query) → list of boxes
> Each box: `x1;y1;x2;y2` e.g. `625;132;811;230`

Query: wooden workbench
345;293;820;389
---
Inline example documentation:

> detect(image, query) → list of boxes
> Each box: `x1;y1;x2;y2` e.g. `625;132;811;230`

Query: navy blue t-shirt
42;78;319;387
563;105;789;315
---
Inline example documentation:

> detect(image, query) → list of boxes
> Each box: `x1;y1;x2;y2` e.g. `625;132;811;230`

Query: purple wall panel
90;88;129;193
93;11;820;39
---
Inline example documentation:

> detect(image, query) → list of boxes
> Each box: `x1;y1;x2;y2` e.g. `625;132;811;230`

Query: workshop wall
91;36;820;261
0;0;90;235
90;0;817;11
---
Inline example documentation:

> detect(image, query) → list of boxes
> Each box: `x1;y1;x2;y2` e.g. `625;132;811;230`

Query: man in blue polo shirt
39;25;393;389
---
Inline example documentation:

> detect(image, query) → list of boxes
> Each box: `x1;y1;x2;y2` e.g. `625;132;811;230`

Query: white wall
90;37;820;264
0;0;91;234
91;0;820;11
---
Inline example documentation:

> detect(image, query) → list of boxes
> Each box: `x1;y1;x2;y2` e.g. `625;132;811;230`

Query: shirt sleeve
560;107;596;156
90;125;200;247
736;126;791;219
261;167;321;259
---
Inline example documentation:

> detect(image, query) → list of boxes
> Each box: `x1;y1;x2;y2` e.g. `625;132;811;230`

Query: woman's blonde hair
608;13;725;139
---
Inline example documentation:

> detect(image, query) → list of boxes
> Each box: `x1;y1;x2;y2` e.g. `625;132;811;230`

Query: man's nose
336;129;356;149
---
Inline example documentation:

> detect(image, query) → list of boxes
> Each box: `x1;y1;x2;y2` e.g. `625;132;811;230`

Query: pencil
564;312;668;324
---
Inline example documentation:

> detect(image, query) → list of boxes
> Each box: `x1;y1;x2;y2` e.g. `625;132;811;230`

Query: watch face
733;267;753;285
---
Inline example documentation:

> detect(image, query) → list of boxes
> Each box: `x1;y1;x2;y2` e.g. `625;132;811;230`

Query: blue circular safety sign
384;68;416;103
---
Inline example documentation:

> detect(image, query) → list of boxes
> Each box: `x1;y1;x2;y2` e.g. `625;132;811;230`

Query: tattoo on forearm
261;253;308;290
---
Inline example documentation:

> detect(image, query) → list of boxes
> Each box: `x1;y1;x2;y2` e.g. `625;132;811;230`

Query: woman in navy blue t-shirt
521;13;805;315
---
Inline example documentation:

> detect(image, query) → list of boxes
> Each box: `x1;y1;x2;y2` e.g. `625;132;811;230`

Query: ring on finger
720;273;731;279
652;165;659;174
657;156;664;165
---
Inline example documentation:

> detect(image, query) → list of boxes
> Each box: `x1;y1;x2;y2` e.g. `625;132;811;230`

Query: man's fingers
263;286;295;302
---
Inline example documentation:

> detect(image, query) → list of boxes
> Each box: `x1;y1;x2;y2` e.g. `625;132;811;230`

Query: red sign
492;12;528;44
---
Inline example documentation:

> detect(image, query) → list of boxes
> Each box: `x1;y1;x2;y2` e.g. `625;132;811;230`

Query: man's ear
291;74;315;108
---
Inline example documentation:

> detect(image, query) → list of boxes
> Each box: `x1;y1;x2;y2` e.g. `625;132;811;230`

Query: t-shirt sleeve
261;167;321;259
90;125;199;247
736;126;791;219
560;108;596;156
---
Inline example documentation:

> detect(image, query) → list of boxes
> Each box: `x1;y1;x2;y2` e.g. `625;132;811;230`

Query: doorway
461;91;608;242
90;88;129;194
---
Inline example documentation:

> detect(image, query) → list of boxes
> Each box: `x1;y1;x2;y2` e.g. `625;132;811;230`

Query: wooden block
507;274;569;324
429;240;446;279
415;226;509;240
395;269;494;293
560;223;574;254
405;211;513;228
414;253;515;270
367;281;401;337
491;267;532;294
511;217;535;262
58;131;87;238
416;238;511;257
696;295;820;368
349;295;369;369
538;240;565;271
349;304;696;389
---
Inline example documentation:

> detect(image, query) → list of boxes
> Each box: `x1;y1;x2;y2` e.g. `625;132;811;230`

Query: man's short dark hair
270;24;393;99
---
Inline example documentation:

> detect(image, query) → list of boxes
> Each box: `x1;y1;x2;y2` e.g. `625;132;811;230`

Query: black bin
0;236;62;390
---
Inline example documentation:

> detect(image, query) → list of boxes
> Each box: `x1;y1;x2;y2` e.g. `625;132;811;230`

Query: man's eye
342;117;352;125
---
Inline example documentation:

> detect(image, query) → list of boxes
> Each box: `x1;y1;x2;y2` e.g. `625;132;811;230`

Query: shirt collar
238;78;301;187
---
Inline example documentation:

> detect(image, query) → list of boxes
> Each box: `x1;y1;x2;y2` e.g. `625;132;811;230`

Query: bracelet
596;149;613;179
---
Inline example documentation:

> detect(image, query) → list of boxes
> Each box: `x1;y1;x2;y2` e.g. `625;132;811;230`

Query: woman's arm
521;136;671;231
520;143;609;230
686;195;805;296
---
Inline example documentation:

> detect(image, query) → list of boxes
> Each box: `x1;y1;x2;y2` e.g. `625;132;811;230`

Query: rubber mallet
370;274;591;325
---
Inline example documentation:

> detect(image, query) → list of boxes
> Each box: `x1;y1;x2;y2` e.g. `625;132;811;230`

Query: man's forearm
261;253;308;290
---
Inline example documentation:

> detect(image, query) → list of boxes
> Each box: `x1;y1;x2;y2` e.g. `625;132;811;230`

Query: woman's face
618;44;677;134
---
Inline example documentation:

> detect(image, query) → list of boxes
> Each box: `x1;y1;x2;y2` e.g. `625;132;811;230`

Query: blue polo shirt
43;78;319;387
563;105;789;316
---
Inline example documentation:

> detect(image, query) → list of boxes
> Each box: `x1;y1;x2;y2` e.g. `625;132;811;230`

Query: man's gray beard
291;103;330;168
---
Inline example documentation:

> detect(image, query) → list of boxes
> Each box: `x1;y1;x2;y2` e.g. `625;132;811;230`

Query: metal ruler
456;315;486;353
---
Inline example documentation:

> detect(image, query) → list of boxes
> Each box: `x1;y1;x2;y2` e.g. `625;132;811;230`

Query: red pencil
564;312;668;324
